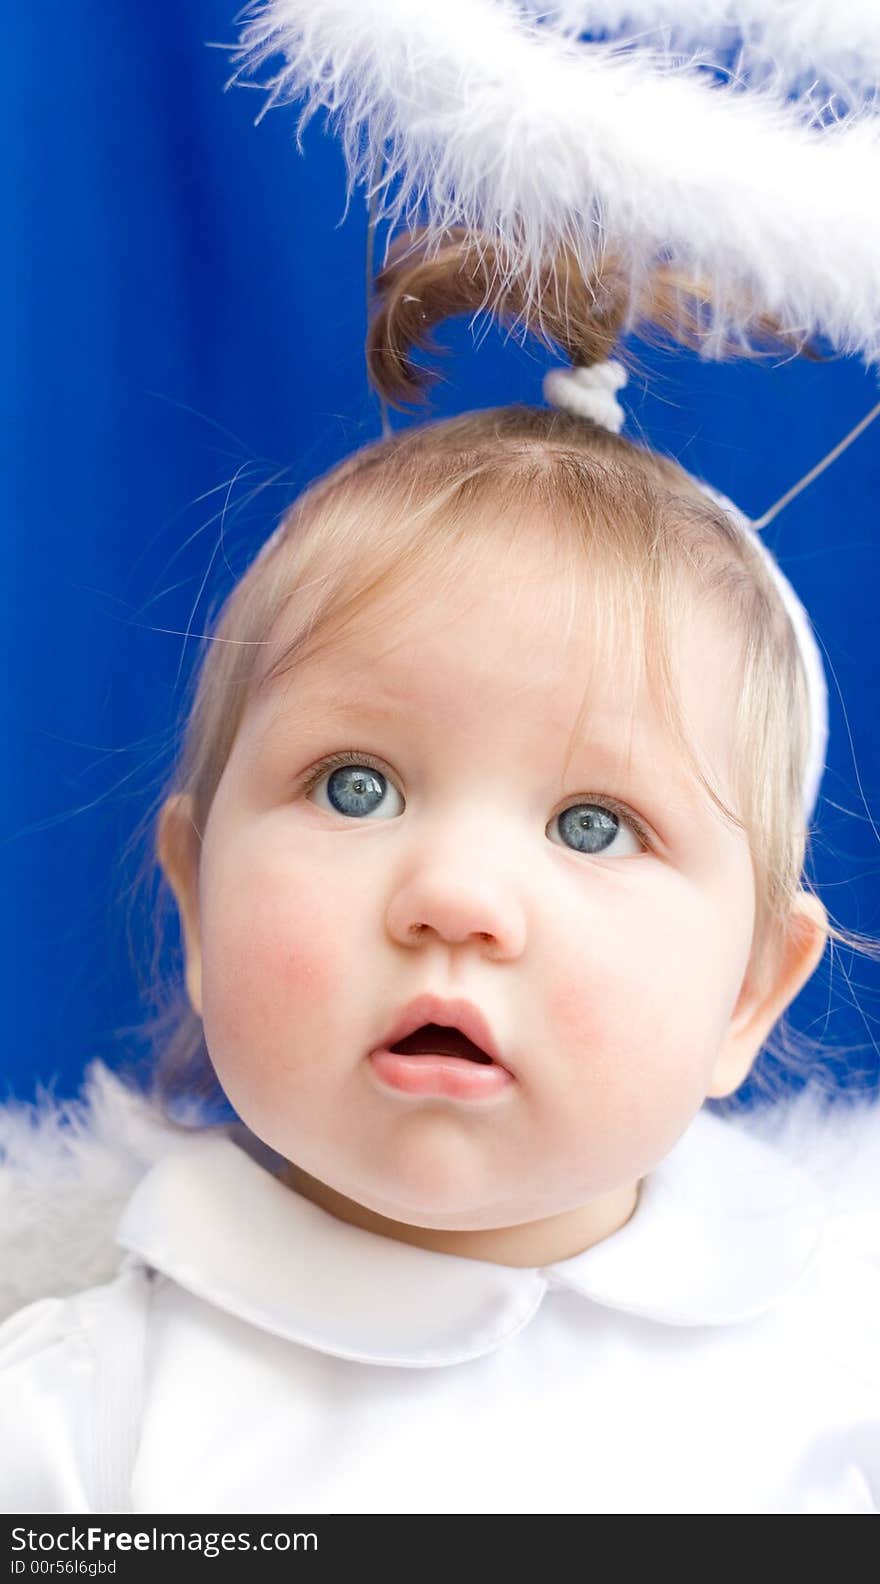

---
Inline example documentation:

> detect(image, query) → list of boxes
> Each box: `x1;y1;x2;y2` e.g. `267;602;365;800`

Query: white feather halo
229;0;880;368
526;2;880;105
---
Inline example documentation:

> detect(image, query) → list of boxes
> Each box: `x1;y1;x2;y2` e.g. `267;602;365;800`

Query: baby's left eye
548;803;644;858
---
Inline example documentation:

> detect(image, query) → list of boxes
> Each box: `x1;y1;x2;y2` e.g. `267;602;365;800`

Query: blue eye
549;803;643;858
307;757;403;820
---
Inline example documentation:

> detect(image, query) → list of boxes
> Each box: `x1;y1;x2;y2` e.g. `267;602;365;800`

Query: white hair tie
542;361;629;435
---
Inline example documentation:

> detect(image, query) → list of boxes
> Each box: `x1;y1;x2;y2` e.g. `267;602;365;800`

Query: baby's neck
277;1165;642;1268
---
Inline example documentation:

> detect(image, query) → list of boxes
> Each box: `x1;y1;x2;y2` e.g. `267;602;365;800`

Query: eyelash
299;748;654;852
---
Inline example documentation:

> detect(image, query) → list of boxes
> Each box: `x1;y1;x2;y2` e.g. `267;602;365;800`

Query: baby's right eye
304;753;404;820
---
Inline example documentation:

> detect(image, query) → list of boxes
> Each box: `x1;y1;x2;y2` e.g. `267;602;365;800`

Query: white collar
116;1107;826;1367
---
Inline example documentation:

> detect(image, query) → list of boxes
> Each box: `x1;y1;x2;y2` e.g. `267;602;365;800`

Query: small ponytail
367;227;823;409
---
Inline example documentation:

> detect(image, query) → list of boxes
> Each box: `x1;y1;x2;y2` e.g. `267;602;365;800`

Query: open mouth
388;1023;495;1065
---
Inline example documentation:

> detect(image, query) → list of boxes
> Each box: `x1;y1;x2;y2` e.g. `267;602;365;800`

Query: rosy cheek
203;871;338;1041
544;956;650;1091
546;975;595;1046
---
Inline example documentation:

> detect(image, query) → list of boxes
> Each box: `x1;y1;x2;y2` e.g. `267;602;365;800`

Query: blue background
3;1;879;1103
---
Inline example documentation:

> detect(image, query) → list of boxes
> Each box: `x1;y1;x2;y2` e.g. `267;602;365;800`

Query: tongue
390;1024;492;1064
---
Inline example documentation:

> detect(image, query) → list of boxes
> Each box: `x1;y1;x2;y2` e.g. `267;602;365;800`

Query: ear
707;891;828;1099
157;793;203;1018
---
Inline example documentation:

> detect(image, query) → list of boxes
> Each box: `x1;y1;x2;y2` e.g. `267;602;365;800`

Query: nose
385;856;527;959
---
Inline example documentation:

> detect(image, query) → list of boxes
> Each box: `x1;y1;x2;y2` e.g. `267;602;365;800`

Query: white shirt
2;1104;878;1514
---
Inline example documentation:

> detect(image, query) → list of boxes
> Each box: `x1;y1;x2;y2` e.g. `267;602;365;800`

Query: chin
349;1171;522;1230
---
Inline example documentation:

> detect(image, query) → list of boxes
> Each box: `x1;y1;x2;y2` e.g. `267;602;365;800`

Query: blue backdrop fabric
3;2;879;1102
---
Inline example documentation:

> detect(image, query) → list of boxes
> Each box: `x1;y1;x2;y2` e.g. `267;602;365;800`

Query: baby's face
179;525;762;1237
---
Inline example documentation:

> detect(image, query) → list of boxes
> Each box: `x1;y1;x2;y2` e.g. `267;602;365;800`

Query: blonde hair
123;232;876;1120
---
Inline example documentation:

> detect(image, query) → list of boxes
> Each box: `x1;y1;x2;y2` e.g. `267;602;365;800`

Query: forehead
244;537;742;800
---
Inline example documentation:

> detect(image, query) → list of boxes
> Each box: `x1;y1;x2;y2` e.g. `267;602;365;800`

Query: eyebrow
262;692;408;731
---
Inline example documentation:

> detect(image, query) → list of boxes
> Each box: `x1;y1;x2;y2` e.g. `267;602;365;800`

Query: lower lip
368;1049;514;1100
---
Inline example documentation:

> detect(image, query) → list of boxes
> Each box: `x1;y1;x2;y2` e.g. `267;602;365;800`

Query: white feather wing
0;1064;198;1322
738;1088;880;1270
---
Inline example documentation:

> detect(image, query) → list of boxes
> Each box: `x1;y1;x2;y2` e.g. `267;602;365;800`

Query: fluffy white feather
530;2;880;104
0;1061;876;1323
0;1064;201;1322
229;0;880;367
740;1087;880;1272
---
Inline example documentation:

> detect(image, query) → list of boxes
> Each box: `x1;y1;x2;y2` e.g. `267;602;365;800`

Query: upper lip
376;993;510;1072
